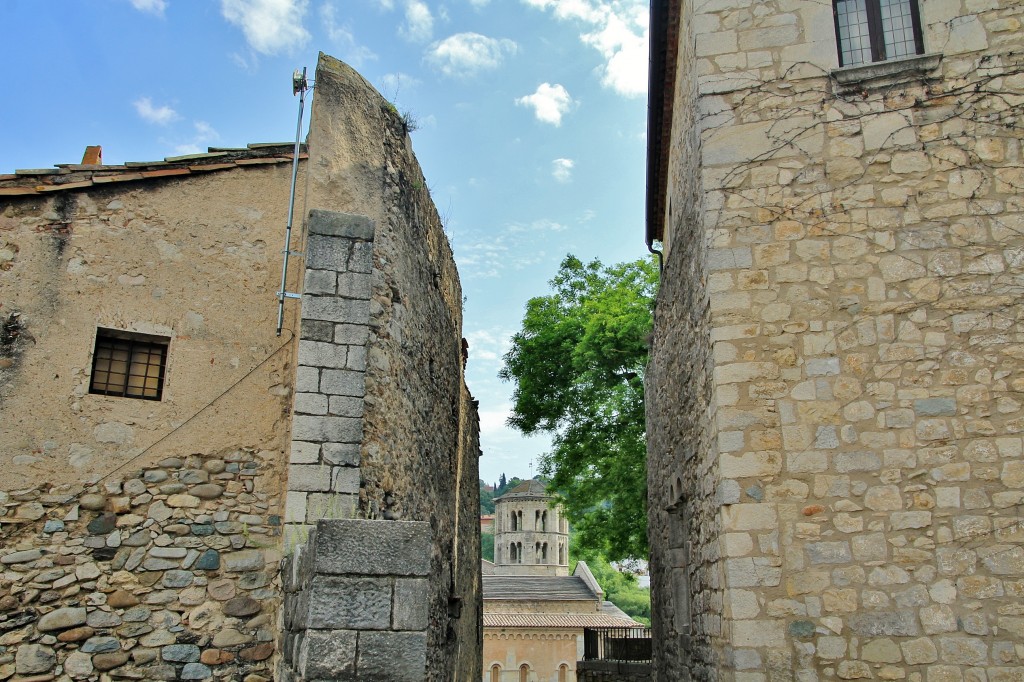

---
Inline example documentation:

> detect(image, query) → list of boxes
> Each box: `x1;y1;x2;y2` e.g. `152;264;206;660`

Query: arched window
542;543;548;561
518;510;523;529
491;664;501;682
559;543;566;564
559;664;569;682
511;512;518;531
510;543;518;562
517;542;523;563
519;664;529;682
535;509;541;529
541;510;547;531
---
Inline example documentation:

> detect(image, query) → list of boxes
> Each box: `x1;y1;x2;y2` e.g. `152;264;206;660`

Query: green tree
480;480;496;514
481;531;495;562
500;255;657;560
570;539;651;625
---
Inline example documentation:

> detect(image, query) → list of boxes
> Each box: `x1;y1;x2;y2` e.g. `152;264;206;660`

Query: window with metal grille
89;329;169;400
833;0;923;67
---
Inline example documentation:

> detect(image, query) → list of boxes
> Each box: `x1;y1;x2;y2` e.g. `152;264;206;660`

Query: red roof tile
484;613;641;629
0;144;307;197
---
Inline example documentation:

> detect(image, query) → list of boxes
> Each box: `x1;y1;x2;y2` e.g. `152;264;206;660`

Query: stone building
0;52;481;681
493;479;570;576
483;480;640;681
645;0;1023;681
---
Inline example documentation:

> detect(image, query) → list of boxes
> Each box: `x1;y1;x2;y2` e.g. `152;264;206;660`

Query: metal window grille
833;0;923;66
89;330;168;400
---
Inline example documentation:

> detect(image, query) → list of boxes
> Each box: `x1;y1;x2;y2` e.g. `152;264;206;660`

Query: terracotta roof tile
484;575;598;601
0;143;306;197
484;613;641;629
91;173;145;184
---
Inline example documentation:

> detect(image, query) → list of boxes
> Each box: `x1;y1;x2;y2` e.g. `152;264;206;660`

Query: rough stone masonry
646;0;1024;681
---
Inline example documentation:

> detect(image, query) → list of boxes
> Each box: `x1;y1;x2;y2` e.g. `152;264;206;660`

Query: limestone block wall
649;0;1024;681
278;519;431;681
284;209;375;546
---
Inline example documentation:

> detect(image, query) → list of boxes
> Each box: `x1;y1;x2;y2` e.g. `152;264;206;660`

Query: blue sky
0;0;650;485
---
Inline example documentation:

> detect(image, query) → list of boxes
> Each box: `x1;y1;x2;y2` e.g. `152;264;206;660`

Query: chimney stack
81;146;102;165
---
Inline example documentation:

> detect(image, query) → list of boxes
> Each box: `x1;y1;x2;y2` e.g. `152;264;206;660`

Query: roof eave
646;0;680;247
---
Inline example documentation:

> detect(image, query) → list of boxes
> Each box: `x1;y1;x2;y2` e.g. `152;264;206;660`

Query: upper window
89;329;169;400
833;0;923;67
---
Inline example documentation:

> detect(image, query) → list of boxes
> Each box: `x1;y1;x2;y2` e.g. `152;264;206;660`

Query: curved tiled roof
483;575;598;601
494;478;550;502
0;144;306;197
484;612;640;629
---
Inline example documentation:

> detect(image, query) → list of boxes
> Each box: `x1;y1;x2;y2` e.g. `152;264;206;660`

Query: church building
482;480;641;681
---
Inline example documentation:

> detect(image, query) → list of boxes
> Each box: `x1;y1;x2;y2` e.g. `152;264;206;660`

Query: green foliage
479;475;527;516
500;255;658;560
480;484;496;514
481;531;495;562
571;542;651;625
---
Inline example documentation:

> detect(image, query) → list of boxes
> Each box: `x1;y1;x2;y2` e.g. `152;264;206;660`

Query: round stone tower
492;479;569;576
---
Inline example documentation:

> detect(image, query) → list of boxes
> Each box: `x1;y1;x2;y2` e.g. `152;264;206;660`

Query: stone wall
0;51;482;681
283;209;376;547
278;519;431;681
645;0;721;679
1;450;281;681
649;0;1024;681
0;152;299;682
299;53;482;681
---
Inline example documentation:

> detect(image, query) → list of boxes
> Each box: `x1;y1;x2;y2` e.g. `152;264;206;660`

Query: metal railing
582;627;653;663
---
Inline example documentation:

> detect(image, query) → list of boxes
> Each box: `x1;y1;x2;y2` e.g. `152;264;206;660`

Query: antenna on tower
276;66;312;336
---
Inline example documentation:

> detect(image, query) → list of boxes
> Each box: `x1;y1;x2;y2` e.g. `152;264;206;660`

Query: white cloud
468;0;490;6
321;3;378;66
455;218;561;278
425;33;517;78
478;404;514;438
522;0;648;97
134;97;179;125
130;0;167;17
581;10;648;96
465;329;511;363
552;158;574;183
380;72;421;99
400;0;434;42
376;0;395;8
515;83;574;126
171;121;221;155
221;0;310;55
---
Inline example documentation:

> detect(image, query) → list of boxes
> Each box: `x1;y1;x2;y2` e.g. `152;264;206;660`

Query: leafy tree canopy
571;539;651;626
500;255;658;560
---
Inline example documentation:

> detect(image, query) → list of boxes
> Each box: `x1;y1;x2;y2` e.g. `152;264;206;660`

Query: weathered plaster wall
0;166;300;491
650;1;1024;681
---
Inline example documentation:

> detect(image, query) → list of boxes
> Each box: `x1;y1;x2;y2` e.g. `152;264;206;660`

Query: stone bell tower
492;479;569;576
